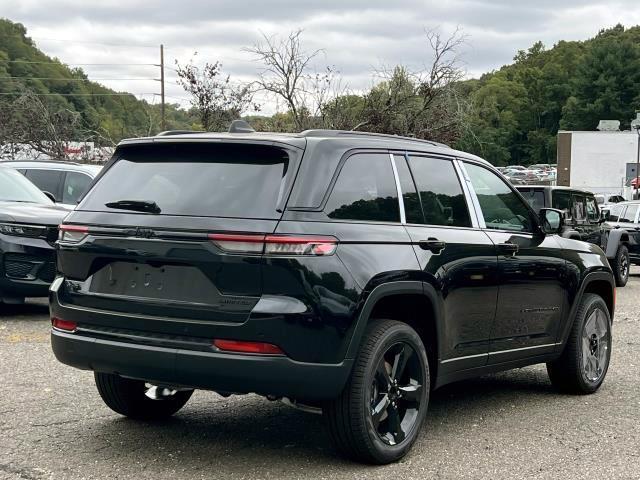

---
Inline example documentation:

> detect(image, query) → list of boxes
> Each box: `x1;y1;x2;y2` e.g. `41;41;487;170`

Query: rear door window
620;204;639;223
552;191;573;221
407;156;471;227
572;194;587;223
585;196;599;223
79;143;291;219
393;155;424;224
62;172;92;204
324;153;399;222
608;205;625;222
25;169;64;201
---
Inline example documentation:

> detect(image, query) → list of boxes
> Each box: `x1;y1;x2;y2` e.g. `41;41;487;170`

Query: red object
59;225;89;233
631;177;640;188
208;233;337;256
213;339;284;355
51;317;78;332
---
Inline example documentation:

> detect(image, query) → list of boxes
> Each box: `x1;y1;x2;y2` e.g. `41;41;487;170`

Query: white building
557;129;640;198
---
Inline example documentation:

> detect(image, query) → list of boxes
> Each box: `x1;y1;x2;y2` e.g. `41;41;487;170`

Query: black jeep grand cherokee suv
51;128;615;464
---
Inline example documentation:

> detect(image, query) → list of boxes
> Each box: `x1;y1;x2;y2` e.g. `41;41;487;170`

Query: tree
0;90;82;159
354;28;470;144
175;56;257;132
561;25;640;130
247;29;341;131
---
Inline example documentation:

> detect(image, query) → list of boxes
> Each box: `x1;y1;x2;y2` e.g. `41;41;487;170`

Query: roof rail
300;129;448;147
156;130;205;136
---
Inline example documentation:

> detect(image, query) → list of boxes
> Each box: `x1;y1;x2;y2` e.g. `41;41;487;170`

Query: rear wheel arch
345;282;441;384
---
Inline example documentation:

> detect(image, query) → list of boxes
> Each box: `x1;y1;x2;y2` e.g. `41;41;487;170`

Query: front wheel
94;372;193;420
610;244;629;287
547;294;612;394
324;320;429;464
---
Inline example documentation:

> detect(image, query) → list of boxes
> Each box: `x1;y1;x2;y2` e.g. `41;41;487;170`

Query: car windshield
0;168;53;204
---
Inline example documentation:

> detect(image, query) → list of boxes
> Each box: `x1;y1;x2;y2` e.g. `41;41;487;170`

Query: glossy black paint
51;133;616;400
0;201;69;302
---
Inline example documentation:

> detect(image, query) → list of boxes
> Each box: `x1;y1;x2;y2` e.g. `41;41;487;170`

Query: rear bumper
51;329;353;400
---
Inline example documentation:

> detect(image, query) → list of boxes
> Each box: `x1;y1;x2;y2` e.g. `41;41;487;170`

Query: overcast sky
4;0;640;113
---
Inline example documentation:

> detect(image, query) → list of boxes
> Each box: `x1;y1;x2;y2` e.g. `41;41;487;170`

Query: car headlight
0;223;47;238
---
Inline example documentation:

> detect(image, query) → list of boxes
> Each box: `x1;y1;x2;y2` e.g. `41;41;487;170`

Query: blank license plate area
89;262;224;305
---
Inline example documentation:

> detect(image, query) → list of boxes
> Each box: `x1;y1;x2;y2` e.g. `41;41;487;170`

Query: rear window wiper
104;200;161;214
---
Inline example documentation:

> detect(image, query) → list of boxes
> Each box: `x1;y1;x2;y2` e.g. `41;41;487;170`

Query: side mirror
600;210;610;222
540;208;564;235
42;191;56;203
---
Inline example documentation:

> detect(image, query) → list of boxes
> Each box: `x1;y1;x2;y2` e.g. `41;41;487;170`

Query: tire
324;320;430;464
610;244;629;287
547;294;612;394
94;372;193;420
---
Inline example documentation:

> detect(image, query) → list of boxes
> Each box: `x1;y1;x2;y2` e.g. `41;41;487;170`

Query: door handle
418;238;446;253
497;242;519;256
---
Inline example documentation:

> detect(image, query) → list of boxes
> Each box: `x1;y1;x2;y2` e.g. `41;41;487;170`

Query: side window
572;194;586;223
325;153;400;222
620;204;638;223
407;156;471;227
552;191;573;221
464;163;533;232
585;196;599;223
518;188;546;213
608;205;624;222
62;172;92;204
25;169;64;202
393;155;424;224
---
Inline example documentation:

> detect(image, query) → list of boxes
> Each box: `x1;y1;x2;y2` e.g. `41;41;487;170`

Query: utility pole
632;112;640;199
160;44;165;131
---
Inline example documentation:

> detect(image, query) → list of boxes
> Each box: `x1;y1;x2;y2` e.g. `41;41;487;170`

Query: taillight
264;235;337;256
51;317;78;332
59;224;89;243
208;233;265;254
208;233;337;256
213;339;284;355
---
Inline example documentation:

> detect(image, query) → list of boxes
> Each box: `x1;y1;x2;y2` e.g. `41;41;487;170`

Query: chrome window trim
454;159;485;229
389;153;406;224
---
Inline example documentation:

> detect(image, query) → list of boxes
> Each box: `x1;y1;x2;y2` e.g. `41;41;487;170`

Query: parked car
2;160;102;209
517;185;631;286
51;126;615;464
594;193;626;206
605;201;640;267
0;167;70;306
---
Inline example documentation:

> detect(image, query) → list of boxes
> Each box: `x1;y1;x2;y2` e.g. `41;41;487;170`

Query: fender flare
557;270;615;348
604;229;629;258
344;281;443;361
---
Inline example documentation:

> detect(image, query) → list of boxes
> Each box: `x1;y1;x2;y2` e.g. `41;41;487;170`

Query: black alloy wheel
370;342;424;445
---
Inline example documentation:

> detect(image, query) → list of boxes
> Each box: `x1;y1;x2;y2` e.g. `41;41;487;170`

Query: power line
0;34;157;48
0;92;156;96
4;60;160;66
0;76;159;81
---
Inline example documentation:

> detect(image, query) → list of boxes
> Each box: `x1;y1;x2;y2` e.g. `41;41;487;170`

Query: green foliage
456;24;640;166
0;18;194;144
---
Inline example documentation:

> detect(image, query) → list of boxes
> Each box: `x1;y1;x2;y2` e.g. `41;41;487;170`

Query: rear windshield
79;143;291;219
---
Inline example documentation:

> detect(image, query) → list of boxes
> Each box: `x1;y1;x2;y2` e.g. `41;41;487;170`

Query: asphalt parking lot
1;273;639;480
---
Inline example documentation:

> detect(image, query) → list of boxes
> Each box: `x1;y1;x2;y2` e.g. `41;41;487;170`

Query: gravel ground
1;271;639;480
